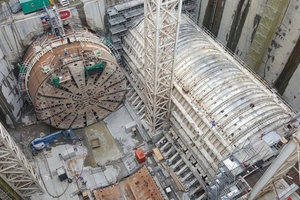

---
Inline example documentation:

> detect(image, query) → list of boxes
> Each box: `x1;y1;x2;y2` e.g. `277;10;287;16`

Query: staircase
59;0;70;7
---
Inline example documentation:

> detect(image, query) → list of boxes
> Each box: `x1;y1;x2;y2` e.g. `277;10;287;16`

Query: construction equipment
22;30;126;129
143;0;182;136
20;0;50;14
56;166;69;181
0;122;43;198
31;129;76;150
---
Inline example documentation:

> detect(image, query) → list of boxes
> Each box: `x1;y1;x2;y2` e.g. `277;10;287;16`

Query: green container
19;0;50;14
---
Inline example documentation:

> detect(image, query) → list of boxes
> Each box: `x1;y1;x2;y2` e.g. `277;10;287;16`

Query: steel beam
0;123;43;199
143;0;182;136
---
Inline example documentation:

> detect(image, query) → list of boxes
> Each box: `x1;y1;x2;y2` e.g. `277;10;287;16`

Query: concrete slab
21;106;170;199
104;106;140;154
35;144;87;200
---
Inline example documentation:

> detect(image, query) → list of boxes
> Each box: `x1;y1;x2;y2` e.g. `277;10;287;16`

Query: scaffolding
105;0;197;52
106;0;144;50
18;63;32;104
206;130;289;199
45;5;65;37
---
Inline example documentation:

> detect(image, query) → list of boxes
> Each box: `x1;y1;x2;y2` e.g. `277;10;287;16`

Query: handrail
22;30;113;89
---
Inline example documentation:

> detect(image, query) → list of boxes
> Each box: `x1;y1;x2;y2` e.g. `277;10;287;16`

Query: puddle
85;122;122;165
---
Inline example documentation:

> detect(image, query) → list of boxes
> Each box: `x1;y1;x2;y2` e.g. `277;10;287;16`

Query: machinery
19;0;50;14
20;30;126;129
31;129;76;150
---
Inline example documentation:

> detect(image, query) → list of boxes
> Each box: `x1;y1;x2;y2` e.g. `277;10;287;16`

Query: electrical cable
36;157;70;198
33;131;88;198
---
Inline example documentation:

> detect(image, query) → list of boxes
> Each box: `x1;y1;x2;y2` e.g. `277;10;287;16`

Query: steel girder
143;0;182;136
0;123;43;199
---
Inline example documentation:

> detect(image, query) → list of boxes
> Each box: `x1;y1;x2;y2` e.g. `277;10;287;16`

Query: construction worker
211;120;216;127
73;145;78;151
82;180;87;185
64;48;68;56
58;55;62;64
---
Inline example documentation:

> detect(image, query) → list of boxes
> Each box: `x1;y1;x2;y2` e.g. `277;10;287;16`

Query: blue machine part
31;130;63;150
63;129;76;139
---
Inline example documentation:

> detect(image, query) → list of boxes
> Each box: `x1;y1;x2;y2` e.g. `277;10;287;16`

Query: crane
0;122;43;199
143;0;183;136
31;129;76;151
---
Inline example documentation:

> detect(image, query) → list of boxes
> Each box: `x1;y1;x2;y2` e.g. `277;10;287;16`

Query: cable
35;157;70;198
34;134;87;198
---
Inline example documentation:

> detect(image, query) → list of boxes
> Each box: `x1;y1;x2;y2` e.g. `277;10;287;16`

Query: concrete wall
233;0;267;59
0;46;23;127
83;0;106;31
256;0;300;85
196;0;267;58
196;0;300;111
282;62;300;111
0;13;44;125
68;7;82;27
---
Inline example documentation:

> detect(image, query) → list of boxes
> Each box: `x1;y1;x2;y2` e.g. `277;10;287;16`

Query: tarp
53;77;60;88
104;37;111;46
85;62;105;77
18;62;26;73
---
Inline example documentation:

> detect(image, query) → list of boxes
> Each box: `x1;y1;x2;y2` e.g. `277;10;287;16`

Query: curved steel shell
122;15;294;178
174;22;293;144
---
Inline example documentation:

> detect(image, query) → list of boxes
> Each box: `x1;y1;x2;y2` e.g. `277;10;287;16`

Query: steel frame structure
0;123;43;199
143;0;182;136
46;5;65;37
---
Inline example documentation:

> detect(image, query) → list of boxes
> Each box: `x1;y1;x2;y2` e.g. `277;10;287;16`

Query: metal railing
22;30;118;94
